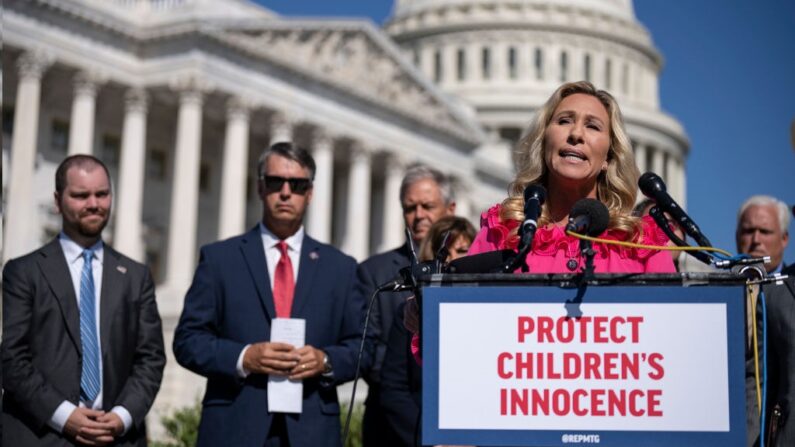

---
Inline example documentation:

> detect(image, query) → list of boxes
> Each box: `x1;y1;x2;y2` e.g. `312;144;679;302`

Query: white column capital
73;70;108;98
124;87;149;114
17;51;54;80
170;74;213;103
311;127;337;147
349;142;373;162
269;112;296;144
381;150;408;173
226;97;252;122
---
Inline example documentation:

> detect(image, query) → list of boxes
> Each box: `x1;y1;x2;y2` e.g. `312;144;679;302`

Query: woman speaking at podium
468;81;675;274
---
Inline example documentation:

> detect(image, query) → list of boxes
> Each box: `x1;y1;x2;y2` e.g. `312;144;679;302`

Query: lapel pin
117;265;127;274
309;251;319;261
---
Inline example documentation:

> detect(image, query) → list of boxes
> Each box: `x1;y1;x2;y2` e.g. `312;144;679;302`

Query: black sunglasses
260;175;312;194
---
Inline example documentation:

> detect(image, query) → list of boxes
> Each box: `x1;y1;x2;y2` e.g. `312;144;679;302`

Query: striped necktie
79;249;101;402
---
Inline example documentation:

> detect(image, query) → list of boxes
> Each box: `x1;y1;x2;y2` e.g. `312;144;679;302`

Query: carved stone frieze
207;25;481;144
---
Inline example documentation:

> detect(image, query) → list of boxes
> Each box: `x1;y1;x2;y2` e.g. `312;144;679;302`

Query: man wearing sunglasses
174;142;366;447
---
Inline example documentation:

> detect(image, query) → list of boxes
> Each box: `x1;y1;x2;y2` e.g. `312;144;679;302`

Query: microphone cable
759;288;768;447
342;284;392;446
565;230;735;258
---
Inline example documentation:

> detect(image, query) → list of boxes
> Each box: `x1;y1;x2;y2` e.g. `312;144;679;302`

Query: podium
419;272;748;447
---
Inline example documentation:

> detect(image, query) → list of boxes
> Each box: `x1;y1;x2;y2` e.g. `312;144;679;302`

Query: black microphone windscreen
523;184;547;204
446;250;516;274
570;198;610;236
638;172;666;199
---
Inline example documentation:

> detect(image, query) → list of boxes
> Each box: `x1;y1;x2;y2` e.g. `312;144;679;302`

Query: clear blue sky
257;0;795;264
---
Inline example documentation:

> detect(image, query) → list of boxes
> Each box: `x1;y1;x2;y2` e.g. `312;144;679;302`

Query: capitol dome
386;0;689;206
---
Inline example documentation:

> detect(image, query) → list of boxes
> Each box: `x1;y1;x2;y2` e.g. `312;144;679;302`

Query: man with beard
2;155;166;446
737;195;794;447
357;165;455;447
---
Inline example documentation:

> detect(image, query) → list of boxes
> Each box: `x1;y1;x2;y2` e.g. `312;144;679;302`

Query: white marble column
453;178;472;223
306;130;334;243
3;52;52;262
218;98;251;240
651;146;665;178
114;88;149;262
634;143;648;174
342;144;372;261
67;71;103;155
665;151;679;203
270;112;293;144
677;157;687;210
378;152;406;252
165;86;205;288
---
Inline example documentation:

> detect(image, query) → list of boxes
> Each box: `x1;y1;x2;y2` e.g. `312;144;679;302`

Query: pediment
205;21;484;144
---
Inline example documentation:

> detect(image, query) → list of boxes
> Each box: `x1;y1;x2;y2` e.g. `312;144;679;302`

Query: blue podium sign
421;282;746;447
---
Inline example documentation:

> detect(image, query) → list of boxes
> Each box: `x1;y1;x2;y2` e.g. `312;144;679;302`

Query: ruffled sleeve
468;204;519;255
637;215;676;273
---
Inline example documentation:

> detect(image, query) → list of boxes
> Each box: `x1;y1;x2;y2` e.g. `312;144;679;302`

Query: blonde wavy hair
502;81;642;241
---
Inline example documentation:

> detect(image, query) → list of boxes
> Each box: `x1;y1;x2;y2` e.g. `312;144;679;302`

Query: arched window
584;53;592;82
508;46;518;79
482;47;492;80
560;51;568;82
534;48;544;80
434;49;443;82
457;48;466;81
622;62;629;94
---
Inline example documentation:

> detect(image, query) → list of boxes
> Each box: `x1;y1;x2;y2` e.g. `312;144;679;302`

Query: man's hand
243;342;300;376
63;408;115;446
288;345;325;380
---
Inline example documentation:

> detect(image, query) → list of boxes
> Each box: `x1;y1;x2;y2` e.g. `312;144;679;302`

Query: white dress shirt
49;234;132;435
235;224;305;377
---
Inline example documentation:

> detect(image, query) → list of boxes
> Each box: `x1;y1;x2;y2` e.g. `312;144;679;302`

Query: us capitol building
1;0;688;437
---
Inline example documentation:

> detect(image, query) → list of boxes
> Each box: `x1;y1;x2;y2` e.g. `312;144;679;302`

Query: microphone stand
649;206;713;265
579;238;596;281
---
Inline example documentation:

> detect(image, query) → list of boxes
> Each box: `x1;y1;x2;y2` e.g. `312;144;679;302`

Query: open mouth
559;148;588;162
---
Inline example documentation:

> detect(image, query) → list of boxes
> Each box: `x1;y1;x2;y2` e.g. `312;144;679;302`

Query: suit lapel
100;245;124;361
37;239;82;352
240;227;276;320
291;236;320;318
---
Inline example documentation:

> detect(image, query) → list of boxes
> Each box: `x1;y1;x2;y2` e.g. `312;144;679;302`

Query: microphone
566;198;610;236
446;249;516;274
638;172;712;247
519;184;547;249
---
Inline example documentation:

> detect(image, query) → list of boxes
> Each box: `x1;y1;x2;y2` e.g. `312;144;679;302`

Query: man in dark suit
737;195;793;446
2;155;166;446
357;165;455;446
173;142;365;447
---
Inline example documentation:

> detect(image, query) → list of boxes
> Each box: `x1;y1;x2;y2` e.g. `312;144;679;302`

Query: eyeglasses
260;175;312;194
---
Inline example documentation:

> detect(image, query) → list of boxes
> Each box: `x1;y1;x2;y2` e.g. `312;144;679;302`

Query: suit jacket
355;244;413;446
760;264;795;446
1;239;166;447
172;227;365;447
379;301;423;447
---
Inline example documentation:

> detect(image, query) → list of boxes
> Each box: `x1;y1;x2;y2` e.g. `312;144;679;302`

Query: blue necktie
79;249;101;402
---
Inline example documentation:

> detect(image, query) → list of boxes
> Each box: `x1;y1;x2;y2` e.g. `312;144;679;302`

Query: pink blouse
468;204;676;274
410;204;675;364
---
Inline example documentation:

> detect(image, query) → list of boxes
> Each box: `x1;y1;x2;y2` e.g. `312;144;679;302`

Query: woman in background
381;216;476;447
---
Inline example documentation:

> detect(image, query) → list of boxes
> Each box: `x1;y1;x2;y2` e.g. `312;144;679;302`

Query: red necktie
273;241;295;318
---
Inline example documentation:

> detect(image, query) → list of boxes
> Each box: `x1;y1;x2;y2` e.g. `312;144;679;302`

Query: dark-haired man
174;142;366;447
2;154;166;446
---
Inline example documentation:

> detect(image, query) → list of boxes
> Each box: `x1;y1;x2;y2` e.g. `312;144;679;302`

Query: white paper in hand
267;318;306;413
